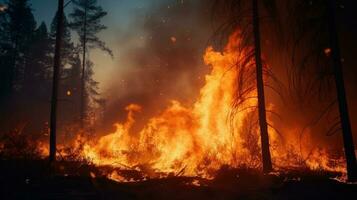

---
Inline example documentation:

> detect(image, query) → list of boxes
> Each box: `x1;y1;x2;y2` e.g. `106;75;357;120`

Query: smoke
99;0;357;151
100;0;213;132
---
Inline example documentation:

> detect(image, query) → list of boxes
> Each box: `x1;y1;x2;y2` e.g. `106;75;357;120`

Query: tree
326;0;356;181
287;0;356;182
59;48;82;129
50;10;82;129
1;0;36;94
1;1;54;137
69;0;112;128
84;59;105;125
64;50;82;120
50;11;74;69
213;0;279;172
49;0;64;163
24;22;52;95
252;0;272;173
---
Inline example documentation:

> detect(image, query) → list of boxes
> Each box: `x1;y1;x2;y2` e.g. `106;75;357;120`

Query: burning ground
1;0;357;199
5;31;347;183
78;31;347;181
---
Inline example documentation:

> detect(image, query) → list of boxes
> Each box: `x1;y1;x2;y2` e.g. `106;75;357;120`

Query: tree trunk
327;0;357;182
49;0;64;163
80;2;87;129
252;0;272;173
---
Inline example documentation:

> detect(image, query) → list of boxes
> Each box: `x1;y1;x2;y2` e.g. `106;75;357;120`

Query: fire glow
43;31;346;181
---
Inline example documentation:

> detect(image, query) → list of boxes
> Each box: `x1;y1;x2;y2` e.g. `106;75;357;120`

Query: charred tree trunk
80;2;87;129
327;0;357;182
49;0;64;163
252;0;272;173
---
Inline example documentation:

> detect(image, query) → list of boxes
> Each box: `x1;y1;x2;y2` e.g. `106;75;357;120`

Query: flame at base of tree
7;31;345;181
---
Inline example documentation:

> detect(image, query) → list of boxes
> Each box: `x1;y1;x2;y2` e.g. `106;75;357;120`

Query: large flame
11;31;343;182
74;31;345;180
79;32;255;177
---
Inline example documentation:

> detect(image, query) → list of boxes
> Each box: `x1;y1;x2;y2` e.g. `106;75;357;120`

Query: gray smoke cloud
99;0;214;132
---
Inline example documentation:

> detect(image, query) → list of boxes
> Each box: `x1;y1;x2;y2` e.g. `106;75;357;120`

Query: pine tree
326;0;357;181
1;1;53;139
50;11;74;68
69;0;112;128
252;0;273;173
60;48;82;126
24;22;52;96
74;59;104;127
287;0;357;182
66;50;82;115
5;0;36;91
50;11;81;127
213;0;278;173
49;0;64;163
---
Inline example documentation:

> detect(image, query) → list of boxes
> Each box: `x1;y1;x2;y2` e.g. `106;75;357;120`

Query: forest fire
32;32;346;182
1;0;356;199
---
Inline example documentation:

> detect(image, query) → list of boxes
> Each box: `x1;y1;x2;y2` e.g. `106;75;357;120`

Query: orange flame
33;31;346;180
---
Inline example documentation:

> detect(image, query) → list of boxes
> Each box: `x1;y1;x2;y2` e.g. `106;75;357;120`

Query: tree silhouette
49;0;64;163
213;0;279;172
50;11;83;128
252;0;272;173
24;22;51;95
1;0;55;138
0;0;36;94
326;0;356;182
69;0;112;128
287;0;357;182
326;0;357;182
50;11;74;70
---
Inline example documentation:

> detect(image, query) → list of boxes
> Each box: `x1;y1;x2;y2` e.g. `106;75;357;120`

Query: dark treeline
0;0;107;143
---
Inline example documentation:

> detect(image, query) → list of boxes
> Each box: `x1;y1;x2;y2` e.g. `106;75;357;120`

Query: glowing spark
324;48;332;56
0;4;7;12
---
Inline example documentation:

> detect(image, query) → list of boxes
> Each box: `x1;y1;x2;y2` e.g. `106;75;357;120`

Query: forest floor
0;159;356;200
